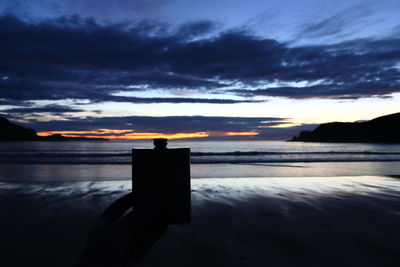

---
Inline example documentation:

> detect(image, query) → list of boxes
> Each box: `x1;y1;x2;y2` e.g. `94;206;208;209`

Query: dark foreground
1;177;400;267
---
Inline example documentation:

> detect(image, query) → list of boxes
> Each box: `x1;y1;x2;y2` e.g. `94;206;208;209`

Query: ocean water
1;140;400;181
1;141;400;266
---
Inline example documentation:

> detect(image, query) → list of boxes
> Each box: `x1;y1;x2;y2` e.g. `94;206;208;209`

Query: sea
1;140;400;182
2;141;400;266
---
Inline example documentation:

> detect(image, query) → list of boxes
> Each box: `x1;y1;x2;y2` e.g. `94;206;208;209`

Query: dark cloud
23;115;285;133
2;104;84;114
0;76;255;104
93;95;259;104
232;82;400;99
20;115;317;140
0;14;399;105
176;21;218;38
0;99;33;106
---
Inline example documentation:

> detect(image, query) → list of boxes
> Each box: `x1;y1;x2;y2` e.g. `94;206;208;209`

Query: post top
153;138;168;149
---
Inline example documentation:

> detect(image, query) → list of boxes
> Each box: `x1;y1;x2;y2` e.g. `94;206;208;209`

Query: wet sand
1;176;400;266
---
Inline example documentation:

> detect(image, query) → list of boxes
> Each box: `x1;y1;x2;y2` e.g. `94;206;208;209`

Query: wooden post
132;139;191;224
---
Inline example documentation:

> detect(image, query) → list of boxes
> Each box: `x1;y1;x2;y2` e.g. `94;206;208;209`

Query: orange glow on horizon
39;130;209;140
117;132;209;140
38;129;260;140
225;131;259;136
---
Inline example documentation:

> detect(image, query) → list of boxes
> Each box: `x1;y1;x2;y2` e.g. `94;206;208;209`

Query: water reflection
1;176;400;267
2;175;400;201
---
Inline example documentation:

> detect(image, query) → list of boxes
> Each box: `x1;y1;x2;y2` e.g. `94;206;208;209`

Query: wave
192;151;400;156
1;150;400;164
1;159;400;165
1;157;400;164
0;152;132;158
2;150;400;158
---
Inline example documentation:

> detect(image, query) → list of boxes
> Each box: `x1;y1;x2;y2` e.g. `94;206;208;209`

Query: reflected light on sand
191;176;400;200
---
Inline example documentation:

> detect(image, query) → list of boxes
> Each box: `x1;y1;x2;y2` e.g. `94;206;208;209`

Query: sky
0;0;399;140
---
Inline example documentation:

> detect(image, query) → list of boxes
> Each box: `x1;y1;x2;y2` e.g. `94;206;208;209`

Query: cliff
291;112;400;143
0;117;107;141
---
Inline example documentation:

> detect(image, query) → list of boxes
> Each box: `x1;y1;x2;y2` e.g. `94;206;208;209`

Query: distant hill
291;112;400;143
0;117;107;142
0;117;39;141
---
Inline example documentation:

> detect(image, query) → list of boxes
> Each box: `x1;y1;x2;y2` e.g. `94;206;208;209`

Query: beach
1;176;400;267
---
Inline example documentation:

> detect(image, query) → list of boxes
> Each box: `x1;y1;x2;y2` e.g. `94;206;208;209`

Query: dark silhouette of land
292;112;400;143
0;116;107;141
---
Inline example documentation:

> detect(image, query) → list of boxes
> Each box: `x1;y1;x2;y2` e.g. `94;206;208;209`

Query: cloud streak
17;115;316;140
296;2;375;41
2;104;84;114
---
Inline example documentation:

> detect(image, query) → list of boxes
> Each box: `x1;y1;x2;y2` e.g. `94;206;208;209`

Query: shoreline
1;161;400;182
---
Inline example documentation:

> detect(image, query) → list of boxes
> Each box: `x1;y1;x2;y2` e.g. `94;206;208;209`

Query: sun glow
225;131;259;136
37;129;261;140
38;130;209;140
112;132;209;140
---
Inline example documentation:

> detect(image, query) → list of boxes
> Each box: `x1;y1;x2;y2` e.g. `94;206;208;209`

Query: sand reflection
1;176;400;266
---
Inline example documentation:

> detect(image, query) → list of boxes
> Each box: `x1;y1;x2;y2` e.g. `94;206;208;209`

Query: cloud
104;96;259;104
0;72;257;104
1;104;84;114
296;2;375;41
24;115;283;132
0;99;33;106
0;14;399;106
176;21;218;38
17;115;314;140
0;0;170;22
232;82;400;99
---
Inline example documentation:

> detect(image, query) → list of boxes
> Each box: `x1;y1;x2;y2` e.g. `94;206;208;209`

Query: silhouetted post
132;138;191;224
